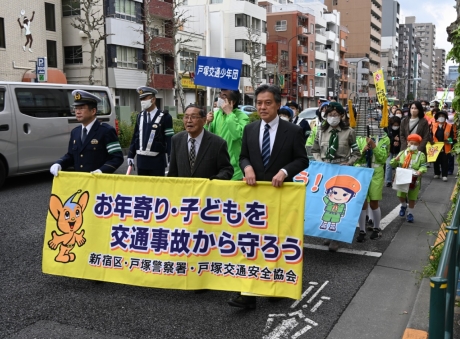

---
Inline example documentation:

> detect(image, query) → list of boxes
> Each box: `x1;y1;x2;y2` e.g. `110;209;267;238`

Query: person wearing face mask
399;101;430;155
385;116;401;187
391;134;427;223
127;86;174;176
393;108;403;120
389;105;398;118
287;100;311;140
205;89;249;180
306;101;329;147
278;106;294;122
311;102;361;251
429;110;456;181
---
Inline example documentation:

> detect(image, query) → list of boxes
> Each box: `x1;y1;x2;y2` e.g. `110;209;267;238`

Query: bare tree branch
245;26;266;95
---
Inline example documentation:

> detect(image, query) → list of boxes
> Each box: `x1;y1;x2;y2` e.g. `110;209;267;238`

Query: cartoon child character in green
320;175;361;232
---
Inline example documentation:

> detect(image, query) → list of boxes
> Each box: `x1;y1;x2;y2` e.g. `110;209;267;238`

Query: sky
399;0;457;66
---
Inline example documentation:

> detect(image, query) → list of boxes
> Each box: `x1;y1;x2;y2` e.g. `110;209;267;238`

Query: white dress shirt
82;118;97;140
187;128;204;156
145;107;158;122
259;115;280;154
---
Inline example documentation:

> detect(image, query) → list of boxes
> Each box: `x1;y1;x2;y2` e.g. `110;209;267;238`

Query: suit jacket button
80;154;83;157
94;147;96;150
80;165;83;168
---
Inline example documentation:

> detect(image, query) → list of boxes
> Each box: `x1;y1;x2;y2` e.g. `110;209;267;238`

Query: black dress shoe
227;294;256;309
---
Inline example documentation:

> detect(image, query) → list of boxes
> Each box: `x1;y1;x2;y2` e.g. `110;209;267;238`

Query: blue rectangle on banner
294;162;374;243
194;56;242;90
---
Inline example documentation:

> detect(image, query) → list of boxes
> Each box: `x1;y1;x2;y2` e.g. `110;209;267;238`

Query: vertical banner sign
426;142;445;162
294;162;374;243
42;173;305;300
194;56;242;90
373;69;386;105
37;57;48;82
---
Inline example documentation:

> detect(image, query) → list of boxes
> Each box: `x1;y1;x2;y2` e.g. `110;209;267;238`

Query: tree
69;0;110;85
245;26;266;96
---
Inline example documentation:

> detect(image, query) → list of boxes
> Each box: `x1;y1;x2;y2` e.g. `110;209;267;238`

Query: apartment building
263;2;315;108
381;0;399;76
397;22;417;102
447;65;459;85
433;48;446;89
0;0;64;82
184;0;267;106
338;25;348;105
324;0;382;97
380;48;397;97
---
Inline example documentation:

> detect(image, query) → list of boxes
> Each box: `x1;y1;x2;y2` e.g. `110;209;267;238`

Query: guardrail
428;192;460;338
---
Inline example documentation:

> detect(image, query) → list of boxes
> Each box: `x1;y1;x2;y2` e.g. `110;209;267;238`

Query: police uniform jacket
128;109;174;170
57;119;123;173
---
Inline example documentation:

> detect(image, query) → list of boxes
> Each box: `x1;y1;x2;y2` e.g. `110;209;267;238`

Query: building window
64;46;83;64
154;56;165;74
262;21;267;33
280;50;288;67
62;0;80;16
310;61;313;69
116;46;138;69
47;40;57;67
45;3;56;31
180;50;198;72
0;18;5;48
115;0;136;21
210;0;223;3
310;42;314;50
241;64;251;78
261;44;266;56
275;20;287;31
235;39;249;53
235;14;250;28
333;0;338;5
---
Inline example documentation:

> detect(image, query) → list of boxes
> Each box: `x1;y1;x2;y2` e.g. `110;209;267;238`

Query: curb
402;184;458;339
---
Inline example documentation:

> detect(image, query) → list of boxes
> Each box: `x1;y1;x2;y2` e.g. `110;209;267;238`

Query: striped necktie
262;124;271;167
189;138;196;169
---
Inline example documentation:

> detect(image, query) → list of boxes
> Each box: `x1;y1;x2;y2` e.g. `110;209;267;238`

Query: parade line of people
49;85;457;309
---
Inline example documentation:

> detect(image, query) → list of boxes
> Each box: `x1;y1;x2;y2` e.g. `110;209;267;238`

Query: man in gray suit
228;84;309;310
168;104;233;180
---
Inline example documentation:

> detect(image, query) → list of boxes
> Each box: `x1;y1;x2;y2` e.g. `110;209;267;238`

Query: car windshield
299;108;317;119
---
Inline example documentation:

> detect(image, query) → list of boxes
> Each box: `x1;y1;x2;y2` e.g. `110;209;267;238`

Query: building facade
381;0;399;81
338;25;349;105
0;0;64;82
324;0;382;97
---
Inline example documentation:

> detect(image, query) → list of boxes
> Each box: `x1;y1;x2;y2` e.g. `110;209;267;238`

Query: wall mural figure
17;10;35;53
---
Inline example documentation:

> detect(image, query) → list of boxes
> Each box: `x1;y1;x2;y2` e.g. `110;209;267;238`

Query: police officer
127;86;174;176
287;100;311;141
50;90;123;176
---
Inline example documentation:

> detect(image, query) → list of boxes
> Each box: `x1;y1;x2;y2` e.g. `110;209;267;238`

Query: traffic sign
36;57;48;82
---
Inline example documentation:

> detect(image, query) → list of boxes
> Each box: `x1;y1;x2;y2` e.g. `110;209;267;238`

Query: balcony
297;45;308;55
339;59;348;68
340;44;347;53
315;16;326;28
315;33;327;45
339;92;348;100
370;40;380;51
147;0;173;19
297;26;309;36
326;49;335;60
371;16;380;27
326;30;336;42
371;3;382;19
301;90;314;98
315;50;327;61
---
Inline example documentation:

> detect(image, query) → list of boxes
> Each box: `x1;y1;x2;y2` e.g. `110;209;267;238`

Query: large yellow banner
373;69;386;105
42;172;305;299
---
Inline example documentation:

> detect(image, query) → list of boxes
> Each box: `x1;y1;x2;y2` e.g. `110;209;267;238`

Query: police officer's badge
74;92;81;100
139;89;143;94
91;139;98;144
152;124;158;129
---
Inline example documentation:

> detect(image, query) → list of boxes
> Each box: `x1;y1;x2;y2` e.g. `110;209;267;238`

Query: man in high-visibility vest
430;110;457;181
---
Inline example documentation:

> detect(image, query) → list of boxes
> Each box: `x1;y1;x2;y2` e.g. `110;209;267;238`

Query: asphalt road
0;166;434;339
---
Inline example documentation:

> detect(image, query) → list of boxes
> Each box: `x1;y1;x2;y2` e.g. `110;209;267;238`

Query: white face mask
217;97;225;108
409;145;418;151
437;117;446;123
327;117;341;126
396;114;402;118
141;99;152;111
392;126;399;130
280;116;290;121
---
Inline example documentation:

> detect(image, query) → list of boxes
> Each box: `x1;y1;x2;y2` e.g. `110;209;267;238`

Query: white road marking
379;204;402;230
289;310;305;318
310;300;323;312
268;314;287;317
306;281;329;304
291;325;313;339
262;318;299;339
290;282;318;308
303;244;382;257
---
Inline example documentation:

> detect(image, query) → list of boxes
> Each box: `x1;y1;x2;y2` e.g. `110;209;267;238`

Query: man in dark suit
50;90;123;176
228;84;309;310
127;86;174;176
168;104;233;180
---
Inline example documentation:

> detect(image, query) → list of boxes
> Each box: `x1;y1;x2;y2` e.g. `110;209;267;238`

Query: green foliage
447;27;460;113
118;120;134;149
173;118;185;133
130;111;138;126
248;112;260;123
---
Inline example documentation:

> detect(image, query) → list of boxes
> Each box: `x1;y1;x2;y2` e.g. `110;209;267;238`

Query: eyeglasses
183;115;202;121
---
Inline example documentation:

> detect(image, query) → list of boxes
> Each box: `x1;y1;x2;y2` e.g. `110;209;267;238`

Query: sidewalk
327;175;456;339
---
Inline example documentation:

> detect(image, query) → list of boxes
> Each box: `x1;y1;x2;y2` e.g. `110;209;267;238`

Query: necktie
189;138;196;169
82;127;87;143
326;129;338;160
262;124;271;167
147;112;151;124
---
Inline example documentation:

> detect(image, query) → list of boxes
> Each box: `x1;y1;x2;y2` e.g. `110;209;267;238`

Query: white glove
127;158;134;166
50;163;61;177
90;169;102;174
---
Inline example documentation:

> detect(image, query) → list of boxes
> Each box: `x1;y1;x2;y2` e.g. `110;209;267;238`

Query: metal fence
429;193;460;338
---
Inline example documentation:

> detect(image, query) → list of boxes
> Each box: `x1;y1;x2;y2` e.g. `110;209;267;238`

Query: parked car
238;105;258;115
298;107;318;125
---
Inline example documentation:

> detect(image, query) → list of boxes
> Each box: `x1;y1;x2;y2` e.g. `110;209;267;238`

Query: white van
0;82;116;188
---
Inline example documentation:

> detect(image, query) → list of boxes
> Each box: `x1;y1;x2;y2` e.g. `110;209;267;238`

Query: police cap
137;86;158;99
72;90;101;107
